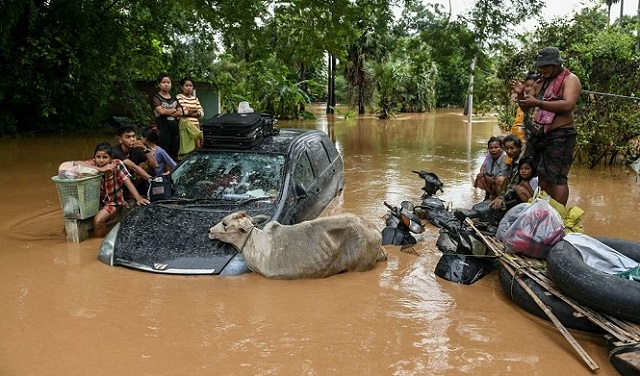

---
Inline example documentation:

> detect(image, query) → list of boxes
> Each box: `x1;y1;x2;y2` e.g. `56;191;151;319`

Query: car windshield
171;152;286;200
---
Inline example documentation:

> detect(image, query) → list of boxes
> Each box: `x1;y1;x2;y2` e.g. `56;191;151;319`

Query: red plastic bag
502;198;565;259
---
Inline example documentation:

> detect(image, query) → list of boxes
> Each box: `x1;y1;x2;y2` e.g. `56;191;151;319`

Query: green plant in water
329;106;356;120
363;59;409;119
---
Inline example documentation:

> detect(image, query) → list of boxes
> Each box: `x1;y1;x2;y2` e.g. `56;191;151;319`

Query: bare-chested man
512;47;581;206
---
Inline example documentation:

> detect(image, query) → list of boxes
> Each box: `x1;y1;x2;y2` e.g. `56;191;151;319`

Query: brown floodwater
1;106;638;375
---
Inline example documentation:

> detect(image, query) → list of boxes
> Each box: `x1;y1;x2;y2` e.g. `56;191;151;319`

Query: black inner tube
498;265;604;333
547;237;640;323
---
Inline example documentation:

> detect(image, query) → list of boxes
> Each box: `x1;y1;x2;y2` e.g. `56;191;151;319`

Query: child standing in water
76;142;150;237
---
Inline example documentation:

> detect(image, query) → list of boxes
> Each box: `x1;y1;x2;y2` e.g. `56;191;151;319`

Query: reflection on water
0;107;634;375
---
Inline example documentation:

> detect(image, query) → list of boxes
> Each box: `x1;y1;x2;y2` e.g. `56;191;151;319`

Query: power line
582;90;640;101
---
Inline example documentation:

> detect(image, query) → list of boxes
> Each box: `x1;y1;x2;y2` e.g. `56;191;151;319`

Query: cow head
208;212;270;248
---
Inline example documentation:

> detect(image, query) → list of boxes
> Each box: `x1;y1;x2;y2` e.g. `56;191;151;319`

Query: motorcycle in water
381;201;425;246
410;170;499;284
412;170;448;217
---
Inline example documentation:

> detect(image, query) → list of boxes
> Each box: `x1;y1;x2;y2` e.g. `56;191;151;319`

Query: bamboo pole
465;220;602;369
465;220;640;341
507;248;640;343
500;260;599;370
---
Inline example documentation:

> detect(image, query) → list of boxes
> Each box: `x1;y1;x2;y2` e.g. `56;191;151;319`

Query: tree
498;6;640;168
0;0;264;135
462;0;544;119
605;0;620;23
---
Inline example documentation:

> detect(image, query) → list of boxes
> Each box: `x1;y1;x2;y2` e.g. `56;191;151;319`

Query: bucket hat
533;47;564;67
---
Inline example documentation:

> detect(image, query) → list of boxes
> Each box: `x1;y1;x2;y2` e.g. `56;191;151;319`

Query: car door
291;136;337;221
290;149;318;223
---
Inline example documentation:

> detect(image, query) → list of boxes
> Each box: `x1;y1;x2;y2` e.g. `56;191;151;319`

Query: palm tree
605;0;620;23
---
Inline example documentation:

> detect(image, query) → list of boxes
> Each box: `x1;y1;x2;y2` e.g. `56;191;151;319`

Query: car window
322;139;339;162
294;152;315;189
308;140;331;174
171;152;286;200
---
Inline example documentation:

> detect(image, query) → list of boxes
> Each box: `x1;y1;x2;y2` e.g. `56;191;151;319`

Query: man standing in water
513;47;581;206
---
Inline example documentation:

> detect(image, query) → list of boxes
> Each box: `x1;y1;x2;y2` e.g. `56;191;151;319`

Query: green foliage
210;56;316;119
574;96;640;167
495;6;640;168
329;106;356;120
363;59;407;119
395;39;438;112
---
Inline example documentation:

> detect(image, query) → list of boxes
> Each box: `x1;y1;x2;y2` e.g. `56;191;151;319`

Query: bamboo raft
466;219;640;373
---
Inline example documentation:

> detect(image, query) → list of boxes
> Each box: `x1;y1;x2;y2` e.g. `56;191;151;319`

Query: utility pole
467;56;477;124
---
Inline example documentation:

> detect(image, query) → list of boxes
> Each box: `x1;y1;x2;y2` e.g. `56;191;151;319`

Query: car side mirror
295;183;308;198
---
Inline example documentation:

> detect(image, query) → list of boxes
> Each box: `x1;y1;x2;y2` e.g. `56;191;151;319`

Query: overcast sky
431;0;637;28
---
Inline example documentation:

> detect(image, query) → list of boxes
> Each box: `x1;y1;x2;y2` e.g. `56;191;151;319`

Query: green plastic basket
51;175;102;219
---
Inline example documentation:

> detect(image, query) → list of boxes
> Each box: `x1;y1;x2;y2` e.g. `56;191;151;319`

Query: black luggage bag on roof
202;112;264;148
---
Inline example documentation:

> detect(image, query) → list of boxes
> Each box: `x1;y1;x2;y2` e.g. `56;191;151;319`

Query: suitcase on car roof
202;113;264;148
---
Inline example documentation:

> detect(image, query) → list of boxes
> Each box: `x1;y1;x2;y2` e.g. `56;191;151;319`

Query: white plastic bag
496;202;530;242
57;161;100;179
503;198;565;259
237;101;254;113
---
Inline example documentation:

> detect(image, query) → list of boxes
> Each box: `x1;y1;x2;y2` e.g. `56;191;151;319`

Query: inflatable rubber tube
547;237;640;323
498;265;604;333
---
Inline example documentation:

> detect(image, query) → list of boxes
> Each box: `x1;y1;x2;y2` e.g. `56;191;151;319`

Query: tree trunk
326;53;334;114
330;54;336;110
299;61;306;114
637;0;640;50
620;0;625;25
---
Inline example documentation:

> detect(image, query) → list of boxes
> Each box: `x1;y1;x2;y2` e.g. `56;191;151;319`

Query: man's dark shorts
538;127;577;185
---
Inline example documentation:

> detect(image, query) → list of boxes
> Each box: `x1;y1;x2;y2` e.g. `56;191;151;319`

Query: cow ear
239;219;254;233
251;214;270;226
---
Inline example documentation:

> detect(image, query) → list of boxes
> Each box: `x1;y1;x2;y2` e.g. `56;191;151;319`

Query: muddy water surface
1;107;638;375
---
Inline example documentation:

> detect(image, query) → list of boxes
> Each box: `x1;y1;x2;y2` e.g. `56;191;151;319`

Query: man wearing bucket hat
512;46;581;206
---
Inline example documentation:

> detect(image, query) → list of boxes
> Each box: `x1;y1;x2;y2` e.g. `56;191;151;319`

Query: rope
238;225;255;253
609;342;640;360
581;90;640;101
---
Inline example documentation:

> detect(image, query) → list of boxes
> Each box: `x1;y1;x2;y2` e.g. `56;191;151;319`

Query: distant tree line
2;0;640;167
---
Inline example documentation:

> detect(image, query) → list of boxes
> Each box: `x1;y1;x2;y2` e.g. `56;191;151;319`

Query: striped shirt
176;93;204;129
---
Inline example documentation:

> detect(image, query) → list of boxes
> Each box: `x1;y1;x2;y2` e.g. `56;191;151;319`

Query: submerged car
98;127;344;275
